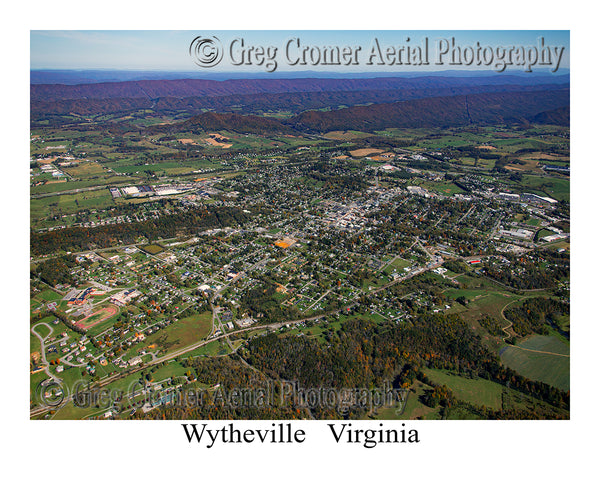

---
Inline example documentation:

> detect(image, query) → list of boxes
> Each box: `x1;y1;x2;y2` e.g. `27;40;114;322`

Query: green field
52;364;88;392
524;217;542;227
369;380;438;420
136;311;213;355
422;181;467;196
30;176;134;195
50;402;104;420
30;370;51;408
150;361;189;382
178;338;231;358
139;244;165;255
500;335;570;391
31;189;115;219
423;368;504;410
31;322;51;339
520;175;570;202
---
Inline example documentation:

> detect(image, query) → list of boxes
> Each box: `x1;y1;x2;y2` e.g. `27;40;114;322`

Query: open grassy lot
376;368;570;420
524;217;542;227
31;322;52;339
444;289;520;351
139;244;165;255
382;257;412;276
323;130;372;140
30;176;134;195
136;311;213;355
31;289;63;312
50;402;103;420
519;175;570;202
423;368;504;410
66;161;110;178
30;332;42;356
179;338;231;358
500;335;570;391
87;312;124;338
52;364;87;392
31;189;115;220
369;380;437;420
30;370;51;408
419;180;468;196
150;361;189;382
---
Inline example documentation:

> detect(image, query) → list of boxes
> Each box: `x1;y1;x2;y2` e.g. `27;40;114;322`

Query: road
30;235;188;263
31;184;113;199
31;323;61;383
500;299;570;358
30;255;444;418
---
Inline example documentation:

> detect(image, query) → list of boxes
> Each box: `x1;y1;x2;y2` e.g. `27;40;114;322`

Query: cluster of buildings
498;227;535;241
110;288;142;307
497;191;558;206
112;183;209;199
120;185;155;197
407;185;433;198
540;233;569;242
542;164;570;174
322;202;369;230
37;163;65;178
65;287;103;305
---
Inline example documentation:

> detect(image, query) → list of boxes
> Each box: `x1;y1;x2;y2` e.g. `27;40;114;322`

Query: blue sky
31;30;570;72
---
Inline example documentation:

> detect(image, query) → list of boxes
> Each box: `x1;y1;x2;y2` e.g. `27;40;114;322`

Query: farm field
500;335;570;391
31;189;115;220
349;148;384;157
518;175;570;202
423;368;504;410
30;176;134;195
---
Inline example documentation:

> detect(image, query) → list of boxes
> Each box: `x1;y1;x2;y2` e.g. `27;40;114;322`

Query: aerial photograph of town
29;30;571;421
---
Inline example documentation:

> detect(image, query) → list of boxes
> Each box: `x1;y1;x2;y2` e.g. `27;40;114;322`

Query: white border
6;1;598;478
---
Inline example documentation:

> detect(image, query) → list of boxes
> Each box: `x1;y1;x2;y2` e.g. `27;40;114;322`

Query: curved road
31;323;61;383
30;258;443;418
500;299;569;358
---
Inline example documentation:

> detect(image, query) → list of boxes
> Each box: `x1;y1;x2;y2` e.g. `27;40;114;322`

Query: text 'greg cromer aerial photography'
30;30;570;422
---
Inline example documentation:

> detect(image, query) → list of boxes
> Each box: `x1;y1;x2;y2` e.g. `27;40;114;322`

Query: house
128;356;142;367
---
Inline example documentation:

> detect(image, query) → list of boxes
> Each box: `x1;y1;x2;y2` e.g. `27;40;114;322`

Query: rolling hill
30;74;570;102
31;83;568;118
149;88;569;135
288;89;570;132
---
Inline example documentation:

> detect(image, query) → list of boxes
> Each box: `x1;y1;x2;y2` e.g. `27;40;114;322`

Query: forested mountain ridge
143;88;570;134
30;74;569;101
31;82;568;118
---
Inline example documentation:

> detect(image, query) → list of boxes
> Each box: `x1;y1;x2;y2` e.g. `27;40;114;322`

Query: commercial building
110;288;141;306
521;193;558;205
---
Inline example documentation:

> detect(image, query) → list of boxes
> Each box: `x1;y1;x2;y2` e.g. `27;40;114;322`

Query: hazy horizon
31;30;570;74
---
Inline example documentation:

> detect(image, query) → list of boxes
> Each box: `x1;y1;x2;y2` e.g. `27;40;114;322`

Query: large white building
110;288;141;306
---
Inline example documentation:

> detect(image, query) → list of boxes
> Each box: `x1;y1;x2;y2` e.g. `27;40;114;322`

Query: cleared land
423;368;504;410
349;148;384;157
500;335;570;391
135;312;213;355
